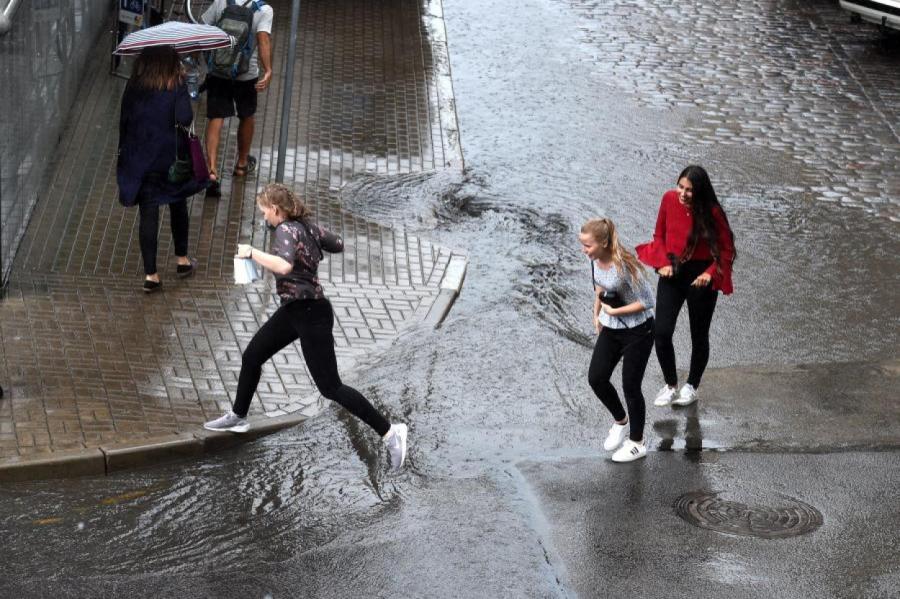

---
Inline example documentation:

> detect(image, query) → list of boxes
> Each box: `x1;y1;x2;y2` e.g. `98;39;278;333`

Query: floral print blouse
270;219;343;304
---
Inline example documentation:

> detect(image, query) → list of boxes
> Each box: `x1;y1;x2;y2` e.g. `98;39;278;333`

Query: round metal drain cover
674;491;823;539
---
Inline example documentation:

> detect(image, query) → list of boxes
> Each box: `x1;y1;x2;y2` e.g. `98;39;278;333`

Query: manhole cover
674;491;823;539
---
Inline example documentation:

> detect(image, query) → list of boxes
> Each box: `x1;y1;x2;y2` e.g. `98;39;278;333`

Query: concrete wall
0;0;111;283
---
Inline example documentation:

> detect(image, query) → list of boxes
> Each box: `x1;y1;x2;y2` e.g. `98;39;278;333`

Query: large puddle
2;0;898;589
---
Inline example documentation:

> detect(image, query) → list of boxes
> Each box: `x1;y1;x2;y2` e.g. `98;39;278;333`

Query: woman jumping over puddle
204;183;408;470
636;165;735;408
580;218;656;462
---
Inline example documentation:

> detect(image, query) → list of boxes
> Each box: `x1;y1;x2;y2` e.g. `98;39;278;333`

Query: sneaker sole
203;423;250;433
611;451;647;463
672;398;698;406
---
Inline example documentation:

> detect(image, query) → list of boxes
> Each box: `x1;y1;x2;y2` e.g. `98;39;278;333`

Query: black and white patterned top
592;261;655;329
270;219;343;304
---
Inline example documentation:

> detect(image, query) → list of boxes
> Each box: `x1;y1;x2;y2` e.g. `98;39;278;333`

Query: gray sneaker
383;423;408;470
203;411;250;433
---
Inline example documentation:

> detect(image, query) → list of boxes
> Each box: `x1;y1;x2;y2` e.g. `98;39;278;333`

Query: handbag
168;123;193;184
186;122;209;182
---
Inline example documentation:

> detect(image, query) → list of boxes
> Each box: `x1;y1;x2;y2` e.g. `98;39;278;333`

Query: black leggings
138;189;189;275
233;298;391;436
654;260;719;388
588;319;654;442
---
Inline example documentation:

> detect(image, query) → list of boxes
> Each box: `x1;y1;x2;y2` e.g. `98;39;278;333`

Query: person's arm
696;207;735;286
255;31;273;91
200;1;219;25
236;221;294;275
653;194;673;277
593;288;602;333
652;195;668;246
119;90;131;149
236;243;292;275
317;226;344;253
602;300;646;317
174;84;193;126
603;272;654;316
704;207;735;275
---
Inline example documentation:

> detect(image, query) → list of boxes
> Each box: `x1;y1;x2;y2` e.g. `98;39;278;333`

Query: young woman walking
203;184;408;470
580;218;656;463
117;46;206;292
636;165;736;408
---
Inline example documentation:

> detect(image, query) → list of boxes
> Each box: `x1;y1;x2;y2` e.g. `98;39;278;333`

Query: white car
840;0;900;32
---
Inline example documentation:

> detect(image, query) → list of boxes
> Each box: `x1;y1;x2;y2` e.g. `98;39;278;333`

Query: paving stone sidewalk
0;0;463;470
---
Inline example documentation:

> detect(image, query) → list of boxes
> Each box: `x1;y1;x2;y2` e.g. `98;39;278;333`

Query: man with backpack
201;0;274;198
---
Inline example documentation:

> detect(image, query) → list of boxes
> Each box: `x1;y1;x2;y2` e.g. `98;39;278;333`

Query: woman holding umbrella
117;45;207;292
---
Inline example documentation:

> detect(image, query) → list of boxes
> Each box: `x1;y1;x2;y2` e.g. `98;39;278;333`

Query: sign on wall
118;0;146;26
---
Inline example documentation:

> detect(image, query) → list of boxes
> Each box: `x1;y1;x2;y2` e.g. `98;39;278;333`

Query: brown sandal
232;155;257;177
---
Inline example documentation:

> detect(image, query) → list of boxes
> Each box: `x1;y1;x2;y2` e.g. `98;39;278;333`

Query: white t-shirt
202;0;274;82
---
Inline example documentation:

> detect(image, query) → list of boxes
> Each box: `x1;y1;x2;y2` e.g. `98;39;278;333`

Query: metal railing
0;0;22;36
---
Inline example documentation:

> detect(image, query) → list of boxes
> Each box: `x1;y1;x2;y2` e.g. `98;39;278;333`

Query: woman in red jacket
636;165;735;407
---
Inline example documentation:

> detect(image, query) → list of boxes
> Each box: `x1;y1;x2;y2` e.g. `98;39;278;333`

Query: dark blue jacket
117;83;207;206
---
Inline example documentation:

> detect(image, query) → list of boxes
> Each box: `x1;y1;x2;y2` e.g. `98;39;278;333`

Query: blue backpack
209;0;265;79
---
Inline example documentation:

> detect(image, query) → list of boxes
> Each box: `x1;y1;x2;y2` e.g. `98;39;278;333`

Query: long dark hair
127;45;183;92
677;165;735;269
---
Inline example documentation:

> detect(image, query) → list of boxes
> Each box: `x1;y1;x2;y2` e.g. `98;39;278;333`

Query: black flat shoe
176;257;198;278
206;173;221;198
143;279;162;293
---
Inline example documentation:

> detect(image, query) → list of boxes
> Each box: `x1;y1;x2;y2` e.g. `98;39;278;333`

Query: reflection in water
683;405;703;453
653;419;677;452
652;407;708;459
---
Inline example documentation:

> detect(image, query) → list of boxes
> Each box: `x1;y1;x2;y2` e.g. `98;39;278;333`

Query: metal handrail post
0;0;23;36
275;0;300;183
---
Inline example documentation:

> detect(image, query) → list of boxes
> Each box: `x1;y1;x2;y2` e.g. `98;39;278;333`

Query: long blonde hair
581;218;645;285
257;183;311;220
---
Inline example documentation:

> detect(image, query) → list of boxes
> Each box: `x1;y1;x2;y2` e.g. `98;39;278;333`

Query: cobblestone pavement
0;0;462;462
567;0;899;222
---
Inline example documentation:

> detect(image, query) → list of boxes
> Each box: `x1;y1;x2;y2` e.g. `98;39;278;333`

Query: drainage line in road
504;465;577;599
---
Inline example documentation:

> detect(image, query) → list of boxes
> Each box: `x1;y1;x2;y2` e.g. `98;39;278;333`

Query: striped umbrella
114;22;233;55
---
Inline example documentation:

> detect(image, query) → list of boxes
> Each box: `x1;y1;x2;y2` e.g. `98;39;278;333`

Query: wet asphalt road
2;0;899;597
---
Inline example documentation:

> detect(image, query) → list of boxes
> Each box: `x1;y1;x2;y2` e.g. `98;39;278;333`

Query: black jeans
233;298;391;436
588;319;654;442
138;185;189;275
654;260;719;388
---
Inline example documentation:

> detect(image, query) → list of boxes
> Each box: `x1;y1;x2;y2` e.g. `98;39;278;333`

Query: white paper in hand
233;257;261;284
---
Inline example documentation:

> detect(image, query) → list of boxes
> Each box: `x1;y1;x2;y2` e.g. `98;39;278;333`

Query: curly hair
256;183;311;220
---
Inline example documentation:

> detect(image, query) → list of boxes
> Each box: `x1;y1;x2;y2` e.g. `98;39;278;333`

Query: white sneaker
203;410;250;433
654;385;678;407
602;422;628;451
384;423;408;470
673;383;698;406
611;440;647;463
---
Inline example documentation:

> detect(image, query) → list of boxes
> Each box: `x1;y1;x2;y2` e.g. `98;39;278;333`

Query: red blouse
636;190;735;295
